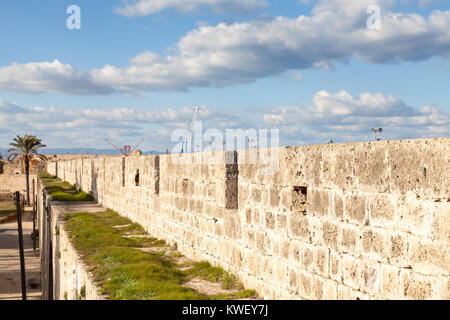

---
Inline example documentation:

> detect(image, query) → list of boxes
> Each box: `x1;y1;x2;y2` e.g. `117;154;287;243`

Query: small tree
8;135;47;205
371;128;383;141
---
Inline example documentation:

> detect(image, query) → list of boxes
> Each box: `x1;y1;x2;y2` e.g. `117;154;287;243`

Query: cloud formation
0;0;449;94
114;0;268;16
263;90;450;144
1;89;448;149
0;100;242;149
0;60;114;95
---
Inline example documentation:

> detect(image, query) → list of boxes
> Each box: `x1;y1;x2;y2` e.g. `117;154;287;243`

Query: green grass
63;209;255;300
40;172;94;202
0;200;16;219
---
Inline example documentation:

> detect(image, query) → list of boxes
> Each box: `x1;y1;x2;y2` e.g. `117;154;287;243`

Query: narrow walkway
0;208;41;300
50;201;259;300
50;201;106;216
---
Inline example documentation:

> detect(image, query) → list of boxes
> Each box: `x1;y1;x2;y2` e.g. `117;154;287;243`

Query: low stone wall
52;214;104;300
47;138;450;300
36;182;104;300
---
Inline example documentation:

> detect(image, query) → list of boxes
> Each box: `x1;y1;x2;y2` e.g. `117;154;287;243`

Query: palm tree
8;135;47;205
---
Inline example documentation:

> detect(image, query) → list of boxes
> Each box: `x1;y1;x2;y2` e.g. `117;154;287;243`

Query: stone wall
53;212;105;300
0;174;37;196
46;138;450;300
36;183;105;300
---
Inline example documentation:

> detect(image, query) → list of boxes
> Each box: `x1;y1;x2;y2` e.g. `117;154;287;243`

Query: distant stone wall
0;174;37;196
47;138;450;300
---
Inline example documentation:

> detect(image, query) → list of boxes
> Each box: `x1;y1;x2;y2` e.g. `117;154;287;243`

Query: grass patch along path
0;200;16;220
40;172;94;202
63;209;257;300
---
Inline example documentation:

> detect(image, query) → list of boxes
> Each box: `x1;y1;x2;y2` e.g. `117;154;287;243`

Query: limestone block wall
0;174;37;195
46;138;450;300
53;216;105;300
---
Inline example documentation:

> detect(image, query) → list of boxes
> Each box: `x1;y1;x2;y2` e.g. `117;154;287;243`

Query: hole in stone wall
292;186;308;213
135;169;140;186
0;163;3;175
182;179;189;195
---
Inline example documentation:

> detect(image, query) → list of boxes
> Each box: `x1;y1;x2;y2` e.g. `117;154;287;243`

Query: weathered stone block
333;193;344;219
430;202;450;242
280;240;290;260
245;208;252;224
341;254;362;290
308;189;330;216
337;284;352;300
408;238;449;275
354;143;389;192
369;194;395;227
388;139;450;199
276;214;287;232
362;229;386;261
289;241;301;263
288;268;299;295
313;247;329;277
401;270;439;300
323;279;338;300
313;276;324;300
359;261;380;295
380;264;402;300
270;187;280;208
345;193;367;225
329;250;342;282
341;226;360;256
299;271;313;299
302;245;314;272
387;233;410;267
265;212;275;230
397;196;433;237
322;221;339;249
224;211;241;240
251;186;262;203
288;212;310;240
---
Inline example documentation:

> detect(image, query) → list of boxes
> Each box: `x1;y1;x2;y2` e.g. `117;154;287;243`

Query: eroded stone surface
45;138;450;300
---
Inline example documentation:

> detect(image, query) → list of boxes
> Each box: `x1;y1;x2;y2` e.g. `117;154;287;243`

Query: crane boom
105;138;124;155
130;138;145;154
185;107;200;153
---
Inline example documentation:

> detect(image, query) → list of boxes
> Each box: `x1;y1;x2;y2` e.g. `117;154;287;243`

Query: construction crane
105;137;145;156
182;107;200;154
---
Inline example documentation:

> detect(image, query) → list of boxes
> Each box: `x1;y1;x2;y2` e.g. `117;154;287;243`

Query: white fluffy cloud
1;89;448;149
0;0;449;94
91;0;450;94
263;90;450;144
114;0;268;16
0;60;114;95
0;100;242;149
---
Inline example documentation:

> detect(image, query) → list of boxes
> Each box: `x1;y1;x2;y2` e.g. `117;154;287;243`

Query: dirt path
0;208;41;300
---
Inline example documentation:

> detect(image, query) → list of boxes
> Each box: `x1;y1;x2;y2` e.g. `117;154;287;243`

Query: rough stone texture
0;174;37;197
50;202;107;300
46;138;450;300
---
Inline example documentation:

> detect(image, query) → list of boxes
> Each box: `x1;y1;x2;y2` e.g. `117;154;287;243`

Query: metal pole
15;191;27;300
47;205;53;300
32;193;37;251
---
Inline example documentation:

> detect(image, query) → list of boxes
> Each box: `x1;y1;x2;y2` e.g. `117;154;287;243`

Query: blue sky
0;0;449;152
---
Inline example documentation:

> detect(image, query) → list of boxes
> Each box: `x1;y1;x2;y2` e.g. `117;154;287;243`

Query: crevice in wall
292;186;308;214
225;151;238;209
122;157;125;187
135;169;140;187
